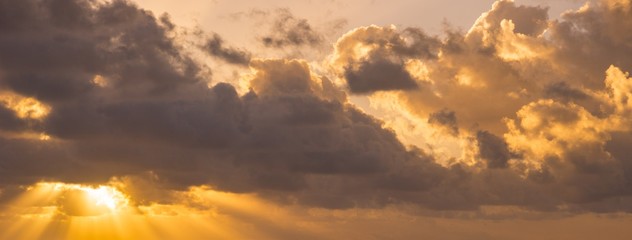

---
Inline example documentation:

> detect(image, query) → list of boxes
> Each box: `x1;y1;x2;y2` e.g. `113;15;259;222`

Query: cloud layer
1;0;632;216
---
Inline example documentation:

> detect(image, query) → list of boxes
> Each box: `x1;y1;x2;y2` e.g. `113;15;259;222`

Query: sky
1;0;632;239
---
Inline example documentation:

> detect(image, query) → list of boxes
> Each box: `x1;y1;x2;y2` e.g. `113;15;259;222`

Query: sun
40;183;131;216
81;185;128;212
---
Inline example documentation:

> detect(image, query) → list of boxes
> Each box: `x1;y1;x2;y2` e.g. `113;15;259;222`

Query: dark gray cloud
428;109;459;136
0;106;26;131
544;81;589;101
260;9;323;48
331;26;440;93
0;0;203;103
0;0;204;185
344;59;418;93
202;33;251;65
476;131;517;169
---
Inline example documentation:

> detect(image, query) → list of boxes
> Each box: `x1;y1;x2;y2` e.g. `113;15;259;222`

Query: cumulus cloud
332;0;632;212
2;0;632;217
0;0;446;210
330;25;439;93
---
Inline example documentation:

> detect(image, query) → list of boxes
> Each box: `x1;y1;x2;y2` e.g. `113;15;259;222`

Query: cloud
470;0;549;37
0;104;27;131
259;9;324;48
0;0;203;103
330;25;440;93
332;0;632;212
2;0;632;217
202;33;252;66
544;81;590;101
549;0;632;90
0;0;447;209
343;59;418;93
428;109;459;136
476;130;516;168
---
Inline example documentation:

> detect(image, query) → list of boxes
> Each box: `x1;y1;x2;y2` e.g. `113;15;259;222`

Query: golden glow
496;20;551;61
455;69;486;88
2;181;632;239
13;182;130;217
0;181;313;240
405;59;432;83
354;44;374;59
82;186;128;212
605;66;632;114
0;91;51;119
606;0;630;10
38;133;51;141
91;75;109;87
0;131;54;141
366;92;465;166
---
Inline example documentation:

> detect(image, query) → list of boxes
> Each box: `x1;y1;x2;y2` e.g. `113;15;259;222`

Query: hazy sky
1;0;632;239
135;0;585;46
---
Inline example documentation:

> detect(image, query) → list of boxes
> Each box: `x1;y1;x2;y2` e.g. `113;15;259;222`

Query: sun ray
1;182;278;239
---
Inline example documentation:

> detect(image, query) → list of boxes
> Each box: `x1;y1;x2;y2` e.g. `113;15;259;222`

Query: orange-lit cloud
0;91;50;120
